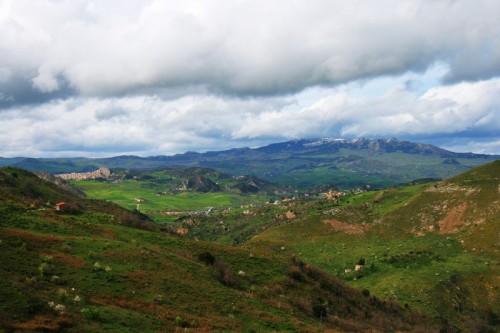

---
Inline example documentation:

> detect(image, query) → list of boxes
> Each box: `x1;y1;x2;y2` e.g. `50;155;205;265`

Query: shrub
25;297;44;315
57;288;68;302
288;267;306;282
80;307;101;320
38;262;50;277
213;261;235;287
175;316;188;328
198;251;216;265
312;302;328;319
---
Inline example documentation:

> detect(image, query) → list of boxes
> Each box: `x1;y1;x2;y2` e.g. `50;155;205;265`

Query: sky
0;0;499;157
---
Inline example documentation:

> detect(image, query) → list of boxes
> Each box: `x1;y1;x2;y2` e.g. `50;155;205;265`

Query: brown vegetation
322;218;369;234
8;314;73;332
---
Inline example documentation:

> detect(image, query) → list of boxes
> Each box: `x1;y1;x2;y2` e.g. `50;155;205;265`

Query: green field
73;179;270;223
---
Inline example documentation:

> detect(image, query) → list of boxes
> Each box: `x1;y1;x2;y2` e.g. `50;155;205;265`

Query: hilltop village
56;167;111;180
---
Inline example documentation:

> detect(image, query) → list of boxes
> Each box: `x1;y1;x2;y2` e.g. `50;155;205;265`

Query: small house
55;202;68;211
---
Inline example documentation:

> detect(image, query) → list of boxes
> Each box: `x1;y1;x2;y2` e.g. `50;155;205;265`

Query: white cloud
1;76;499;157
233;78;500;141
0;1;499;157
1;0;499;98
0;93;294;157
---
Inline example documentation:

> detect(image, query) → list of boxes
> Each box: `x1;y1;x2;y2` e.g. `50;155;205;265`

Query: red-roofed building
55;202;68;211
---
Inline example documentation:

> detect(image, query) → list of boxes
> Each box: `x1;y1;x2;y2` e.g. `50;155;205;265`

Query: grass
2;162;498;332
73;179;270;223
0;207;306;332
0;166;445;332
247;217;498;328
243;163;500;330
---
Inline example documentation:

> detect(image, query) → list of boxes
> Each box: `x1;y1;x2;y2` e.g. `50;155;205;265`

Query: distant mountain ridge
254;137;489;157
2;138;498;189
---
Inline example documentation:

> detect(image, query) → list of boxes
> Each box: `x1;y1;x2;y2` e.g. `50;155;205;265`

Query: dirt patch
127;269;148;279
93;226;118;240
438;202;467;234
51;252;87;268
91;296;160;312
0;228;63;244
9;314;73;331
322;219;368;234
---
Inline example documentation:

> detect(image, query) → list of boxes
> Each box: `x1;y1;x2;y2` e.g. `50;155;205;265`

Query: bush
213;261;235;287
80;307;101;320
38;262;50;277
175;316;188;328
288;268;306;282
198;251;215;265
312;301;328;318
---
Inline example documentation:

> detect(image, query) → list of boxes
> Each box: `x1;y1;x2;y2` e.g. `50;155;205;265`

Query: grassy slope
0;167;439;332
245;161;500;331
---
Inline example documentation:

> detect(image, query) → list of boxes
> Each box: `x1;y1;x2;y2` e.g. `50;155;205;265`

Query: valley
0;142;498;332
0;166;441;332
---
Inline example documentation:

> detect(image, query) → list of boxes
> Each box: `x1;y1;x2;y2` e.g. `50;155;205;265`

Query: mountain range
1;138;498;189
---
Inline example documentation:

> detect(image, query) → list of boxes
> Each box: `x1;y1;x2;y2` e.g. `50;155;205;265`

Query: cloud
95;106;129;121
1;0;499;102
0;76;499;157
0;73;75;108
0;93;295;157
1;1;499;157
233;78;500;141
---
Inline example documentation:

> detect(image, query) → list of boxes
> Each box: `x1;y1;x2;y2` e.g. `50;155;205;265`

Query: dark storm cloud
0;74;75;109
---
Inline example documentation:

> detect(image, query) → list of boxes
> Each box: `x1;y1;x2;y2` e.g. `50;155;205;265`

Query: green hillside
0;167;441;332
243;161;500;331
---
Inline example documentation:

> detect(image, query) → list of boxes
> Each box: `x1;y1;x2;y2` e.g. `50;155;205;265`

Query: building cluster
56;167;111;181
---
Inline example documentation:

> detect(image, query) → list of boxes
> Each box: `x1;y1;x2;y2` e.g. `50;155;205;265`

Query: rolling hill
3;138;498;189
0;167;443;332
243;161;499;331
